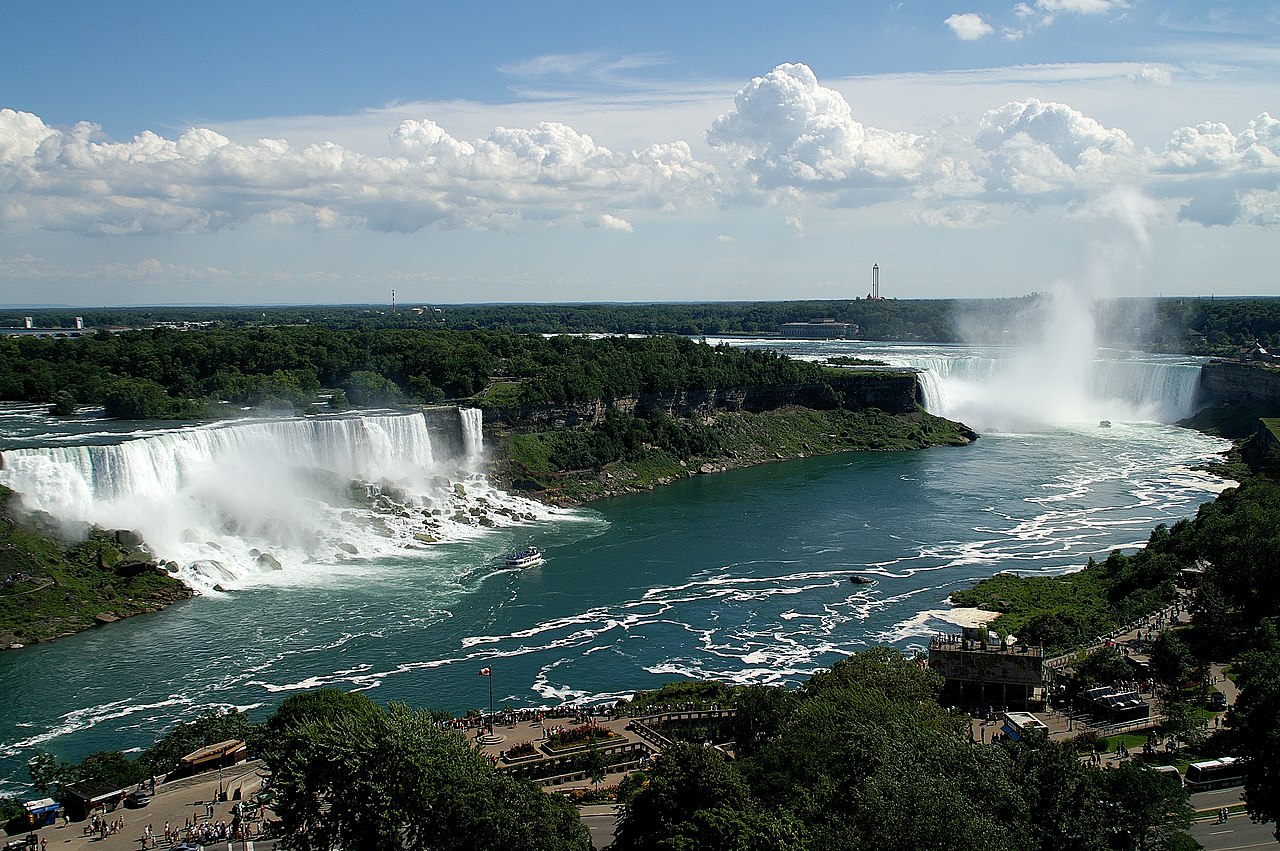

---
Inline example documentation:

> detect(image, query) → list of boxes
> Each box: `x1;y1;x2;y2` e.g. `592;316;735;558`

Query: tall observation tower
872;263;880;300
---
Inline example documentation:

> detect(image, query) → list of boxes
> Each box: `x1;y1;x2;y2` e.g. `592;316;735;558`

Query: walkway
15;763;267;851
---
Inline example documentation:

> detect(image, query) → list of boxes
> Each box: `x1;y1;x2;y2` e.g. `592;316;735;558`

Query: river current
0;341;1230;793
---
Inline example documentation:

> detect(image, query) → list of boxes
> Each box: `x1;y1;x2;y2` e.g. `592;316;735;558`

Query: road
1191;815;1278;849
1190;788;1278;849
579;804;618;849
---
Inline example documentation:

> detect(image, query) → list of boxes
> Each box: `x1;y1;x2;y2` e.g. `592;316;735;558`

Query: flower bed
502;741;540;762
544;723;621;751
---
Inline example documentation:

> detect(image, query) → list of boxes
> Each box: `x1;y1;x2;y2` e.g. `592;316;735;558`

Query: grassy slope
0;486;192;647
499;407;975;505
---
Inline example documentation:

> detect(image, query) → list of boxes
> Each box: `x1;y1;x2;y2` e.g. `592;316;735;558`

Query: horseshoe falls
0;344;1231;796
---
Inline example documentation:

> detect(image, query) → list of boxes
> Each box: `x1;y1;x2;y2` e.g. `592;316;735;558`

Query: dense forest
0;329;838;418
3;294;1278;354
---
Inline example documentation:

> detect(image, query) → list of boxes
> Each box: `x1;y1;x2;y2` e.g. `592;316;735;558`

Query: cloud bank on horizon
3;67;1274;234
1;1;1278;304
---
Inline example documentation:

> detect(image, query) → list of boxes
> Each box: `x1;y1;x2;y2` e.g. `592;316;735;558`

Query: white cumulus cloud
945;13;994;40
596;213;634;232
706;63;926;197
1155;113;1280;226
0;109;719;236
975;98;1135;195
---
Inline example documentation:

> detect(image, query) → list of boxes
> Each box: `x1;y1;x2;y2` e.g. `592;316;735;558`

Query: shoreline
493;406;979;506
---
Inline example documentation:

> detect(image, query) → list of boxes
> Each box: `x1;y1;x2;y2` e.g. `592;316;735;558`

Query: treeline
0;328;836;418
4;296;1277;352
949;521;1192;654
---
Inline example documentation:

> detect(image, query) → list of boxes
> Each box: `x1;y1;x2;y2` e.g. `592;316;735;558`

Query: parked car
123;790;151;809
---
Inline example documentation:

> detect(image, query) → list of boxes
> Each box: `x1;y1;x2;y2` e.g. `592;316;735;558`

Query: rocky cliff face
486;373;921;430
1198;360;1280;409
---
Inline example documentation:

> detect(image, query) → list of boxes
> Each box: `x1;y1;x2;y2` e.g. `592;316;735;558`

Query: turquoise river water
0;341;1231;793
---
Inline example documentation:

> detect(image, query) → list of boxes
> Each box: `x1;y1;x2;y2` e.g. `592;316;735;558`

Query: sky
1;0;1278;306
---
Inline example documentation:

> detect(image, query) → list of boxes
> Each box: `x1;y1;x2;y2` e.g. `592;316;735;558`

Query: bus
1184;757;1244;790
1147;765;1184;786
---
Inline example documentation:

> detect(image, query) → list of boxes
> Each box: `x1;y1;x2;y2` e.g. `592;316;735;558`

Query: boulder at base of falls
257;553;283;570
114;529;145;548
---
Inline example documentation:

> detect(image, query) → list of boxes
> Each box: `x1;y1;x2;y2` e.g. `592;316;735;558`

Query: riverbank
0;486;193;650
492;405;978;506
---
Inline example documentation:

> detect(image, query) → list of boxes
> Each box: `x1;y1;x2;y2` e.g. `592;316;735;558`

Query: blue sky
1;0;1278;305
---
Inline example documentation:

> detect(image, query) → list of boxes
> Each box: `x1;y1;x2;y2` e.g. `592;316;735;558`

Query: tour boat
504;546;544;568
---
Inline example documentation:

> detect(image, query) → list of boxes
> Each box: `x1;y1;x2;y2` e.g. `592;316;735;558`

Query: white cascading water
460;407;484;460
903;349;1205;431
0;408;555;592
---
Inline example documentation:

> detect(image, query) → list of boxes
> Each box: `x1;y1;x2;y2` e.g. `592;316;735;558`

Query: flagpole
488;670;494;723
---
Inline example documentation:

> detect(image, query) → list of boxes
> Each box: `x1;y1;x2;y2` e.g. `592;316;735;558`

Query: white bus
1184;757;1244;790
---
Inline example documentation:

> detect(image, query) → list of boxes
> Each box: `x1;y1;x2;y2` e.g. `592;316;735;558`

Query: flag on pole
478;667;491;677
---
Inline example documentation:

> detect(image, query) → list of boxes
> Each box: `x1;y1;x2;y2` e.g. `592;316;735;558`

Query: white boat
504;546;544;568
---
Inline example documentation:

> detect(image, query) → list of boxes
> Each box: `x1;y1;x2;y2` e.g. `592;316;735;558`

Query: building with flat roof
779;319;853;339
928;628;1046;709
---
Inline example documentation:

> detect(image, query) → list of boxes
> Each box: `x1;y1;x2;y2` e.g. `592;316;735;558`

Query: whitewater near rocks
0;408;563;593
0;344;1234;797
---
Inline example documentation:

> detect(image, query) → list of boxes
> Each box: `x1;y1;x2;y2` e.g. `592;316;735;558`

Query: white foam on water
0;408;569;593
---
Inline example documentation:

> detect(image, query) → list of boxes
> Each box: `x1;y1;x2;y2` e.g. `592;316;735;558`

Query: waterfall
882;349;1204;431
459;407;484;459
0;409;554;592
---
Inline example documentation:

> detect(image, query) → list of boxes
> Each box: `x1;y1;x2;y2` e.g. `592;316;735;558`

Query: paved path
19;764;268;851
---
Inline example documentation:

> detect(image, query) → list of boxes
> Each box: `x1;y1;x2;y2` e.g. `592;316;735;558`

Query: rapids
0;343;1231;794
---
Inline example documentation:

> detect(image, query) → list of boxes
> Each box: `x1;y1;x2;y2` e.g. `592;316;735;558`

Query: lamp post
478;667;493;729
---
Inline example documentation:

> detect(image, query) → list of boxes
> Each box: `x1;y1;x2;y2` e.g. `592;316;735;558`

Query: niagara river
0;341;1231;794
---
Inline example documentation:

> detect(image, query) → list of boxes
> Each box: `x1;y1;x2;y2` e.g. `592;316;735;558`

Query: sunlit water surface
0;342;1230;793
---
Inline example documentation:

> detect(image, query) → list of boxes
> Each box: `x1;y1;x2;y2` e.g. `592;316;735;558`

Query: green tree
69;751;148;787
27;751;65;795
0;796;24;823
262;690;588;851
614;742;771;851
49;390;77;416
730;685;795;759
581;741;608;790
1075;646;1134;689
102;376;173;419
1147;631;1192;692
1094;762;1193;850
344;370;403;406
1229;621;1280;838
